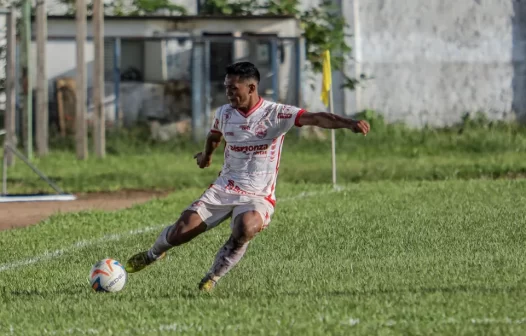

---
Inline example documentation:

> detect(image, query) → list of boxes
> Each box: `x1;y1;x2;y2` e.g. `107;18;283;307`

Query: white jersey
209;98;305;207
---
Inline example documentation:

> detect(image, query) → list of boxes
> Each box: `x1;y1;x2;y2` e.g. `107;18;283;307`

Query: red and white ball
89;258;127;293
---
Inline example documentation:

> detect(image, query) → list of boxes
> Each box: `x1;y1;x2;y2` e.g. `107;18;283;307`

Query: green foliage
199;0;364;90
199;0;253;15
57;0;187;16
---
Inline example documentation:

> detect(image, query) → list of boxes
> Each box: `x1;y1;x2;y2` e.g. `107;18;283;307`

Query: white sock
207;236;249;281
147;225;173;260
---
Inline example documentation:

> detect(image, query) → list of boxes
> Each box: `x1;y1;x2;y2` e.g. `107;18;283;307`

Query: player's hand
193;152;212;169
350;119;370;136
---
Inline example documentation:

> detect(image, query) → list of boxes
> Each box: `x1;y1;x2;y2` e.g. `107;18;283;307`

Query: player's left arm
297;112;370;135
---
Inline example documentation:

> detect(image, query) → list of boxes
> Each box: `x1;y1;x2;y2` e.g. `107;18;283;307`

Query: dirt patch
0;190;171;231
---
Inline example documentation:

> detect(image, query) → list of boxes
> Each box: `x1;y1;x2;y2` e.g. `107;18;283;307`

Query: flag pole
329;83;336;188
320;50;337;188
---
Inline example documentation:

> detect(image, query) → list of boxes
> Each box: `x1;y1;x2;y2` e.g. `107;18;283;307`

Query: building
19;0;526;129
29;14;303;129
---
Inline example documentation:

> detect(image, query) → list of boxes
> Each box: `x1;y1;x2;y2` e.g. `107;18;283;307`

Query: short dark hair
225;61;260;83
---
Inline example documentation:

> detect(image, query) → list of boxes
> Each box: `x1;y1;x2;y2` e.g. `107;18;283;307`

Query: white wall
29;40;95;100
171;18;300;37
348;0;524;127
42;20;170;38
165;38;192;81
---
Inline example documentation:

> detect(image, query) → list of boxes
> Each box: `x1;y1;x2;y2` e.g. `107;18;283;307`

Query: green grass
1;180;526;335
3;120;526;194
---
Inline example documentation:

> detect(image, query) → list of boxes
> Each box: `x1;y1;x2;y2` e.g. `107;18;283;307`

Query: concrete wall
29;40;95;101
346;0;525;127
36;0;526;127
292;0;526;127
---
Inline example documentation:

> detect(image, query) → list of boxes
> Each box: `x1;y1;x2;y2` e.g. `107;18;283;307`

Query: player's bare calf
199;210;263;292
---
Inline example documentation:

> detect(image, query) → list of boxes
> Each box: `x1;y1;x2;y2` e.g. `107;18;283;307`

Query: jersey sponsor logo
225;131;234;136
240;125;250;131
278;113;293;119
225;179;256;195
229;144;269;153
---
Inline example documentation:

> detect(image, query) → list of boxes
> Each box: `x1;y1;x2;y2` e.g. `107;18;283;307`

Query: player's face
224;75;254;109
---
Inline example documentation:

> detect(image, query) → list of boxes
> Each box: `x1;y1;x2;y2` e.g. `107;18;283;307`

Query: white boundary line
0;194;77;203
0;187;347;273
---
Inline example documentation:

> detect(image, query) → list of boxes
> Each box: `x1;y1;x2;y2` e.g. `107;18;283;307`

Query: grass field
3;117;526;193
1;118;526;335
1;180;526;335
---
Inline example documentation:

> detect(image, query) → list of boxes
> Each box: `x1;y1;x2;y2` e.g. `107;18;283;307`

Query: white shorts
185;186;275;230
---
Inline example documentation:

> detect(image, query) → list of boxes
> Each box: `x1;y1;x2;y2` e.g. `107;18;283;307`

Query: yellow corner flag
320;50;332;107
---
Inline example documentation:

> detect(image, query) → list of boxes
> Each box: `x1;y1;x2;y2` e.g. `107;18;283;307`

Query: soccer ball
89;258;128;293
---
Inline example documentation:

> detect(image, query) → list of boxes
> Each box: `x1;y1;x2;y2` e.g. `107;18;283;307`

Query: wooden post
75;0;88;160
36;0;48;156
21;0;32;159
5;10;16;167
93;0;105;158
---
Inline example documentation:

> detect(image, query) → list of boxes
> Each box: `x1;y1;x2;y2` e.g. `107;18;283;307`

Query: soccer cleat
198;275;218;292
125;251;165;273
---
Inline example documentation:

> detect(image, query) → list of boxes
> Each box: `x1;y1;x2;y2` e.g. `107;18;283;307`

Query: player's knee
233;211;263;243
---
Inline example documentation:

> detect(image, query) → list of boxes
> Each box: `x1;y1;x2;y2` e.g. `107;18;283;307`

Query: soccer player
125;61;370;292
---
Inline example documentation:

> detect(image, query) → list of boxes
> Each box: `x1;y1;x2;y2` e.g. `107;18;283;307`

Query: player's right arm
194;107;224;169
194;131;222;169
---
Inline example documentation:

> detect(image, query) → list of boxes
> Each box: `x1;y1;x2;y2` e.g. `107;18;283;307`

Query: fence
29;34;305;143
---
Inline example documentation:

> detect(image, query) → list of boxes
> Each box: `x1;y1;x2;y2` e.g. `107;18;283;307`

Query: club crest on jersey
254;123;267;138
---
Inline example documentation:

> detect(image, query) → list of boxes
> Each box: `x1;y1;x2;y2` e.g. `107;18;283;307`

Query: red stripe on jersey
266;135;285;207
210;130;222;134
294;109;306;127
265;195;276;207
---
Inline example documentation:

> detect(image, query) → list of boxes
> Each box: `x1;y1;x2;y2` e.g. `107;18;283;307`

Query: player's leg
125;210;207;273
199;201;273;292
125;188;232;274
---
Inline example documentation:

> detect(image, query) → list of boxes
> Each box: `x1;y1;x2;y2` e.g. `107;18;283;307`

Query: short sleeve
276;104;306;134
210;107;223;134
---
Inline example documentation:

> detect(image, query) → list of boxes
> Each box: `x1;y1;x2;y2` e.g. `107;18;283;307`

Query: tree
57;0;187;16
